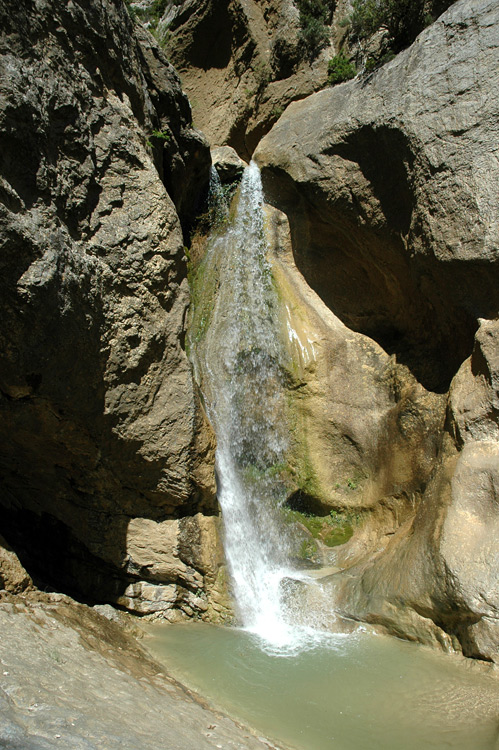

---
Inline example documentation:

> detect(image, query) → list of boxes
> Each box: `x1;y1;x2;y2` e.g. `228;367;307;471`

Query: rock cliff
0;0;223;619
1;0;497;669
255;0;499;661
159;0;339;157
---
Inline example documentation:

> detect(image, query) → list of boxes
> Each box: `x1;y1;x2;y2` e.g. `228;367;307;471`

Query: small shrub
124;0;138;20
349;0;449;54
149;0;168;23
299;17;330;60
254;60;271;87
350;0;382;41
327;52;356;84
296;0;335;61
150;129;171;142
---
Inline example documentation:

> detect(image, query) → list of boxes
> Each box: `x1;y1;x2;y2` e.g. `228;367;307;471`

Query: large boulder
254;0;499;660
255;0;499;393
0;0;219;617
331;432;499;663
265;206;445;514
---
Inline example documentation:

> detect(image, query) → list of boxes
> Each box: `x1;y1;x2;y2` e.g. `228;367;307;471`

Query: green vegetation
283;507;358;549
333;471;366;492
187;249;219;347
349;0;446;55
270;105;285;120
299;538;318;560
124;0;138;21
123;0;179;40
242;461;290;485
146;129;171;149
327;52;356;85
150;129;171;141
296;0;335;61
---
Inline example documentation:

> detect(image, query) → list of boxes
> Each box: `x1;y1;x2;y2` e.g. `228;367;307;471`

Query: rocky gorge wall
0;0;498;669
0;0;228;620
254;0;499;662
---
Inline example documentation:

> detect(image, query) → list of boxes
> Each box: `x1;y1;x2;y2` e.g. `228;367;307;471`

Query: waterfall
192;162;324;651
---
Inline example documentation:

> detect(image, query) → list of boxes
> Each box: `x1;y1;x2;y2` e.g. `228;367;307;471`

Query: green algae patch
282;507;355;549
186;241;220;351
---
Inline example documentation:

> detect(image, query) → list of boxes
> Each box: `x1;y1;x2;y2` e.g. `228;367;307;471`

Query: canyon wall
0;0;497;666
255;0;499;661
0;0;226;620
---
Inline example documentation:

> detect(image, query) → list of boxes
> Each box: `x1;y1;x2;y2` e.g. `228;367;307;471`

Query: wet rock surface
211;145;246;184
0;593;279;750
254;0;499;662
0;0;219;615
265;205;446;514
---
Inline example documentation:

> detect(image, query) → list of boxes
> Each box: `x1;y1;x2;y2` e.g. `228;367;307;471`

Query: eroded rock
255;0;499;392
0;535;32;594
211;145;246;184
161;0;338;156
264;205;446;512
0;593;274;749
0;0;219;616
253;0;499;662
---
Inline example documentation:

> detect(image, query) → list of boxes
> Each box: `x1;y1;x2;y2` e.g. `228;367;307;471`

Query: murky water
144;622;499;750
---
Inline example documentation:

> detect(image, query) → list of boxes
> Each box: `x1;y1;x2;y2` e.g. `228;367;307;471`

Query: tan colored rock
450;319;499;444
0;594;276;749
264;205;445;512
0;0;218;616
0;535;32;594
252;0;499;662
441;441;499;655
163;0;338;156
255;0;499;393
331;438;499;663
126;518;203;588
211;146;246;183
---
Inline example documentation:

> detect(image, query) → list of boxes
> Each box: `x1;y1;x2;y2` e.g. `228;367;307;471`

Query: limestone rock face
0;0;219;616
255;0;499;393
450;319;499;445
331;431;499;663
0;594;272;749
254;0;499;661
211;146;246;184
265;206;445;513
162;0;337;157
0;535;32;594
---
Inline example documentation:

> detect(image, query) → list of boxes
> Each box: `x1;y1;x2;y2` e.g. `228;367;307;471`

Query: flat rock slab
0;594;282;750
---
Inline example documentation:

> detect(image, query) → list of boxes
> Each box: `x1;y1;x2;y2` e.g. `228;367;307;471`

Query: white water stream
193;163;323;651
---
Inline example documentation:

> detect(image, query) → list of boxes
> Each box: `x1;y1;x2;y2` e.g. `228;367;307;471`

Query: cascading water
192;163;327;651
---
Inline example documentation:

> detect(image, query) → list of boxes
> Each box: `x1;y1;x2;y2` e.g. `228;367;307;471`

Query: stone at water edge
211;146;247;184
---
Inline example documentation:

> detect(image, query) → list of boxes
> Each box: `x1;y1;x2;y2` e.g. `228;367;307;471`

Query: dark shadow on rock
260;132;496;393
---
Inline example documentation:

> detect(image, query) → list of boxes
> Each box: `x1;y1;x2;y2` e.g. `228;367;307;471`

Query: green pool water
143;622;499;750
